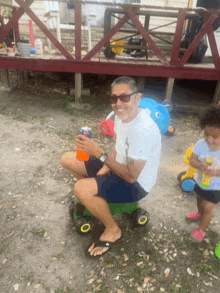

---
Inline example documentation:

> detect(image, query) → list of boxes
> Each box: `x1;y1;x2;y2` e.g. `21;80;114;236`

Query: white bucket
17;43;31;57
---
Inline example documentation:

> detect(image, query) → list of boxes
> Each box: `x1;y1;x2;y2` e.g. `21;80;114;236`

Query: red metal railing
0;1;219;80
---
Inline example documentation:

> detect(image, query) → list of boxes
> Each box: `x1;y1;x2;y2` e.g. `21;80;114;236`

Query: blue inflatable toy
138;97;173;135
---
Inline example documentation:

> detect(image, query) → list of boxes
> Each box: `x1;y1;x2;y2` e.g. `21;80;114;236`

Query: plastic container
17;42;31;57
76;127;92;161
215;242;220;259
35;39;43;55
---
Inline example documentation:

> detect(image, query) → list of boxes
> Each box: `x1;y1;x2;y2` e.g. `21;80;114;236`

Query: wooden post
75;73;81;101
74;0;82;102
138;77;145;92
0;69;10;89
165;78;175;101
213;80;220;105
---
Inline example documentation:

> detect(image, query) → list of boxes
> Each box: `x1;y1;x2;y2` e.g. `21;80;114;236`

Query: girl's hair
111;76;138;93
200;105;220;129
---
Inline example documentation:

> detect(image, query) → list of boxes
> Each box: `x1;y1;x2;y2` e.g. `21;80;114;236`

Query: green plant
0;241;10;253
55;252;64;259
33;229;45;237
27;276;35;285
14;114;28;122
196;263;213;273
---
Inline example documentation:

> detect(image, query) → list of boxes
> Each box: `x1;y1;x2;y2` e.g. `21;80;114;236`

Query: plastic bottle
202;158;212;188
35;39;43;55
215;242;220;260
76;127;92;161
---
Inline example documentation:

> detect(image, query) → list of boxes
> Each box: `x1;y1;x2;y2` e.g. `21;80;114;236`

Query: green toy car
69;198;150;235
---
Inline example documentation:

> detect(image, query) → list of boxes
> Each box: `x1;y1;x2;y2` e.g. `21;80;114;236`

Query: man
61;76;161;257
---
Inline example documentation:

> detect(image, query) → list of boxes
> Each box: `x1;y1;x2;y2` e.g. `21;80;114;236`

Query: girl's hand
198;162;208;173
96;165;111;177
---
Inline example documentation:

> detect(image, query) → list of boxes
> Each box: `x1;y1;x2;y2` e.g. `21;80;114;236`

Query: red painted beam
13;9;20;41
0;0;34;43
179;14;218;66
170;9;186;65
204;13;220;68
15;0;74;61
124;6;168;64
0;57;219;80
75;0;81;61
83;7;139;61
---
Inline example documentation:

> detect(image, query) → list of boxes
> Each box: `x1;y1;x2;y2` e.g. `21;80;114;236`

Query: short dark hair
111;76;138;93
200;105;220;129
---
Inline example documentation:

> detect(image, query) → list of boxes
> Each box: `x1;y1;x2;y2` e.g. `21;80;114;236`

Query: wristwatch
99;153;108;163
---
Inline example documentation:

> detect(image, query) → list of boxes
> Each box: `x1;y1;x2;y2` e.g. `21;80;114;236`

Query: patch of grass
37;165;43;171
33;229;45;237
54;288;73;293
168;282;191;293
64;96;74;112
0;106;6;114
135;265;154;280
0;241;10;253
63;131;75;140
14;113;28;122
196;262;213;273
55;252;64;259
27;276;35;285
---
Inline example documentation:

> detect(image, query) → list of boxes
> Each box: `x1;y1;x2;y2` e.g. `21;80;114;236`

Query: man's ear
136;93;142;104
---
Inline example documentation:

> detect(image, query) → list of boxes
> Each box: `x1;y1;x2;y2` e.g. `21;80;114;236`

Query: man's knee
74;178;98;200
61;152;74;169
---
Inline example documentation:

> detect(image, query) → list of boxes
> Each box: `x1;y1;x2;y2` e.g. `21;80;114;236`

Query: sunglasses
110;91;138;104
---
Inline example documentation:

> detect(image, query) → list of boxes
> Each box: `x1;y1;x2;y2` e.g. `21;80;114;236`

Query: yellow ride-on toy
177;144;197;192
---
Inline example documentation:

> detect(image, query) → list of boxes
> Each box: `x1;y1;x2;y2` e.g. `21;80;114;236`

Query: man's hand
75;135;104;158
96;165;111;177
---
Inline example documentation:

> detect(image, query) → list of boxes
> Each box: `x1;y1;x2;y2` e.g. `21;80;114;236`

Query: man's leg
74;178;121;256
61;151;88;179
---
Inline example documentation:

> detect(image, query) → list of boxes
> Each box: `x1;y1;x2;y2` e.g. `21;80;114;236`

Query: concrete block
69;102;91;110
69;88;90;96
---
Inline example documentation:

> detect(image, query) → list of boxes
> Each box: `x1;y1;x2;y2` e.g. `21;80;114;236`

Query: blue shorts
84;156;148;203
194;183;220;204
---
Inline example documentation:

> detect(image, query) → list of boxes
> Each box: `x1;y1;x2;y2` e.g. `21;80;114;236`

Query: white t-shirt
193;139;220;190
114;109;161;192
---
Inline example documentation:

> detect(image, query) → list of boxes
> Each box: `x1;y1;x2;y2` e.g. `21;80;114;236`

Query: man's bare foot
88;227;121;256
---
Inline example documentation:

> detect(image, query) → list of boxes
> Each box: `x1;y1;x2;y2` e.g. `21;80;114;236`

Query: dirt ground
0;74;220;293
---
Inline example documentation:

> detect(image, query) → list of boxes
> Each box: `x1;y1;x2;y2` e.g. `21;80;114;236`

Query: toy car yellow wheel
177;171;187;183
132;209;150;227
165;125;175;136
75;217;94;235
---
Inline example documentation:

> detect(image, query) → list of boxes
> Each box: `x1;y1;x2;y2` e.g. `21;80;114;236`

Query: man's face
111;83;140;123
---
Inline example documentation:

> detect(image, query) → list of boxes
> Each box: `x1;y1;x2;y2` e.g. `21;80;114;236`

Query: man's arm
104;156;146;184
75;135;146;183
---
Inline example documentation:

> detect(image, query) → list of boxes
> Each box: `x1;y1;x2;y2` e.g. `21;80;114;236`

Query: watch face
100;154;107;162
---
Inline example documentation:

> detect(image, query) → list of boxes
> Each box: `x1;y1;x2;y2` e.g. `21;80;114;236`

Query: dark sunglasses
110;91;138;104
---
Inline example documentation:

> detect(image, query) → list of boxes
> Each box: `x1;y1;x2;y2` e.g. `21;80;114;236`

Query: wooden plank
165;77;175;101
179;14;219;66
170;9;186;65
15;0;74;61
0;57;219;80
83;6;139;61
213;80;220;105
124;6;168;64
0;0;34;43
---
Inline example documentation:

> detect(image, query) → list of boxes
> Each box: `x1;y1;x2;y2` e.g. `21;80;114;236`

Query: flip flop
86;239;119;258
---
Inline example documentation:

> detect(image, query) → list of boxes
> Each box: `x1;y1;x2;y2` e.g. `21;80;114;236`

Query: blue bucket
139;97;170;135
